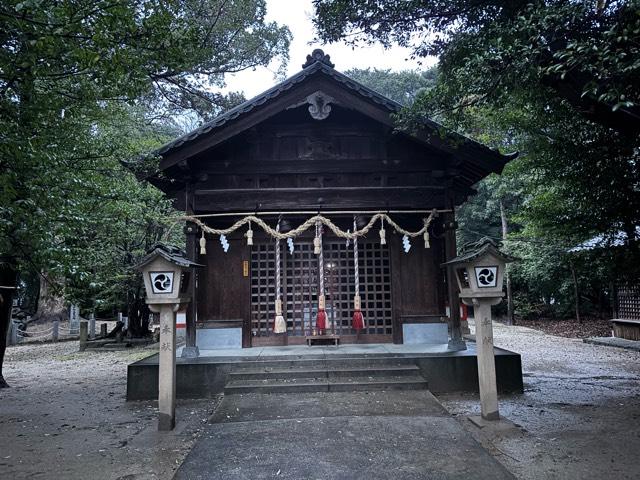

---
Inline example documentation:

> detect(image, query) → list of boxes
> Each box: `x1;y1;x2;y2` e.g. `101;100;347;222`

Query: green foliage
0;1;291;322
313;1;640;124
345;67;437;105
313;0;639;319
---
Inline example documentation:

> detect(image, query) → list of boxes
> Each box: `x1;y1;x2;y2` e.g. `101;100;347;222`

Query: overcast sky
225;0;437;98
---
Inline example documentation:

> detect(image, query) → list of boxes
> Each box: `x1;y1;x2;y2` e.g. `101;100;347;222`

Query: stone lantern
137;244;202;430
443;239;515;421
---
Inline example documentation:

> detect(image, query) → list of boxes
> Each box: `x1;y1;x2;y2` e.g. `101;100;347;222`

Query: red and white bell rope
273;220;286;334
352;216;365;331
315;220;327;333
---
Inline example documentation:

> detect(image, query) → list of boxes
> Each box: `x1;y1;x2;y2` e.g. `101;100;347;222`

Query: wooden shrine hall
148;49;517;354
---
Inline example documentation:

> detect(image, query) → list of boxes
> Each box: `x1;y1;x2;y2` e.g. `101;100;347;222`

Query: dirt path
2;324;639;479
0;342;215;480
438;321;640;480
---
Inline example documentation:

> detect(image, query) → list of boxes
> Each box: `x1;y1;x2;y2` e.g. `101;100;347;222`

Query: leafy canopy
0;1;290;312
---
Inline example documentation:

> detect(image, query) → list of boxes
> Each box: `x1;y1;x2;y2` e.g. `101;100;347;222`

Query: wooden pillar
182;223;200;358
444;208;466;351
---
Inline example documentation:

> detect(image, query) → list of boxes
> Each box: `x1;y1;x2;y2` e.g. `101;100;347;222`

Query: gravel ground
438;320;640;480
0;342;216;480
2;324;639;480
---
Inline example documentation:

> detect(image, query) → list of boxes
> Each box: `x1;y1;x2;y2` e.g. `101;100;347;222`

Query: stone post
100;323;107;337
153;303;177;431
473;299;499;420
70;304;80;333
79;321;88;351
52;320;59;342
89;313;96;339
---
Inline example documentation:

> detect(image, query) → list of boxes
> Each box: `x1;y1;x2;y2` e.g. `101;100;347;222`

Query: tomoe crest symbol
150;272;174;294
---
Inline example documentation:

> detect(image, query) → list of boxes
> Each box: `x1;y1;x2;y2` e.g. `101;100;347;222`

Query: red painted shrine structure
150;50;515;352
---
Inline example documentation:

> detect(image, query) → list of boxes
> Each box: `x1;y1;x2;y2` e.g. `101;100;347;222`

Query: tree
313;1;640;133
314;1;640;322
0;0;291;386
0;258;18;388
313;1;640;243
345;67;437;105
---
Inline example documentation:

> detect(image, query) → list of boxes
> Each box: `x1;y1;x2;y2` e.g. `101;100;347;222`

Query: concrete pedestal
447;337;467;352
473;300;499;421
181;346;200;359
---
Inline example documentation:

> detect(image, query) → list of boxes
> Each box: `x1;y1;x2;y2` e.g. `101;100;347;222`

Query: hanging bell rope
273;220;286;334
313;220;321;255
352;216;364;332
178;210;439;242
316;221;327;334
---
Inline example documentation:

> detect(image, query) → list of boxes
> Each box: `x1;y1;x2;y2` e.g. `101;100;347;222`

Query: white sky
225;0;437;98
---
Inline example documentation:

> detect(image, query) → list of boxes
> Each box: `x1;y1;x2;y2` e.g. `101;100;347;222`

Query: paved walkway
174;390;515;480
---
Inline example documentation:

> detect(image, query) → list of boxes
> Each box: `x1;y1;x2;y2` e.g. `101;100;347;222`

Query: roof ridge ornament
307;91;334;120
302;48;335;69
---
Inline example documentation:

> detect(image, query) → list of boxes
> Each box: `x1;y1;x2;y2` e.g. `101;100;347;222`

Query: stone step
224;375;428;395
227;365;421;381
228;356;418;371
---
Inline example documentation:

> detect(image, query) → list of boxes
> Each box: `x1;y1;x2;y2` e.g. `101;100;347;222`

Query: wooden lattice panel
617;285;640;320
251;240;392;336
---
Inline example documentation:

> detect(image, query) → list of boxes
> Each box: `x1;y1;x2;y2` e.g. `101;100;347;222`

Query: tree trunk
499;200;514;325
570;260;582;324
127;279;150;337
30;271;66;324
0;257;18;388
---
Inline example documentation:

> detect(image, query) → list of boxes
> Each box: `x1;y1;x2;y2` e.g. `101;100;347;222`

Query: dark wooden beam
193;186;446;212
192;157;448;176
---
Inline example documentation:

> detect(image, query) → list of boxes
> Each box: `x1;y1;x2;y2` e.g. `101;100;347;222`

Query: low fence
6;315;119;346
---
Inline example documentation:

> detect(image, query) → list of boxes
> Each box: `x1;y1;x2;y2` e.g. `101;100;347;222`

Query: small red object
316;309;327;332
352;310;364;330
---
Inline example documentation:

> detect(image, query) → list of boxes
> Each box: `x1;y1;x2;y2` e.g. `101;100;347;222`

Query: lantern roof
136;244;203;270
442;238;516;266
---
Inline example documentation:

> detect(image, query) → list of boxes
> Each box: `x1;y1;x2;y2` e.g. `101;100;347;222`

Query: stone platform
126;343;523;400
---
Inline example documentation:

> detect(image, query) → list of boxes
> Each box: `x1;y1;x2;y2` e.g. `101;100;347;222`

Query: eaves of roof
155;61;401;158
151;53;516;179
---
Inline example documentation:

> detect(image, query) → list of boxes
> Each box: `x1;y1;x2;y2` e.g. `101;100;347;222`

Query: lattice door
251;240;392;336
618;285;640;319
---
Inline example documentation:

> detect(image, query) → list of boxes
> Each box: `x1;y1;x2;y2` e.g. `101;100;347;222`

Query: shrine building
127;50;523;400
146;49;517;354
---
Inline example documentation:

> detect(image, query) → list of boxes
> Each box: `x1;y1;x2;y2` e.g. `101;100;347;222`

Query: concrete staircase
224;357;428;394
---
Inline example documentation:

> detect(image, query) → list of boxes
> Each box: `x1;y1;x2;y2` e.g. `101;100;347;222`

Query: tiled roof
137;244;203;269
442;239;516;265
155;59;402;157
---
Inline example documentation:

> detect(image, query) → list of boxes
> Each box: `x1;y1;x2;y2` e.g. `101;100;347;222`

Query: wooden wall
195;218;447;346
389;232;446;343
186;102;454;346
196;231;251;347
